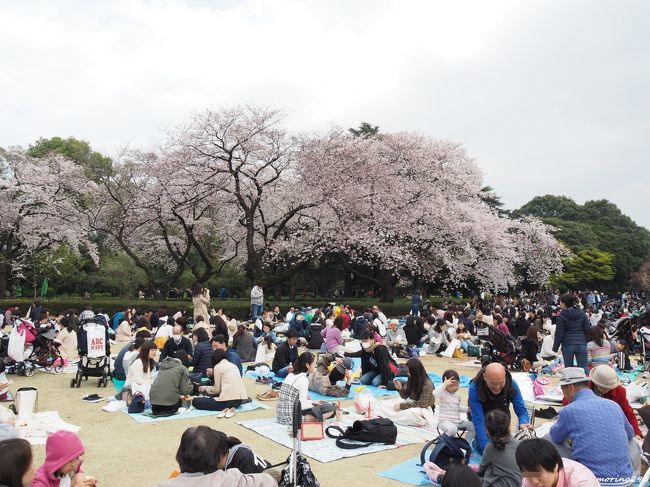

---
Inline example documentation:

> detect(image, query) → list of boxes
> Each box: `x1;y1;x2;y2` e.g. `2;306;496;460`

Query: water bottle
288;362;293;374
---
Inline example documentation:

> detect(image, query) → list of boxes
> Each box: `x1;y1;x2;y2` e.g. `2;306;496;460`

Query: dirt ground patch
9;353;486;487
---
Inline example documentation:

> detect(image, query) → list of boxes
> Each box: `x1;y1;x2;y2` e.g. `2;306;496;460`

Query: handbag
325;418;397;449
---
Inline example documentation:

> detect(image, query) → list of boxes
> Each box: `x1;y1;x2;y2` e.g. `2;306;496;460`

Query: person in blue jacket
468;363;531;454
552;293;591;374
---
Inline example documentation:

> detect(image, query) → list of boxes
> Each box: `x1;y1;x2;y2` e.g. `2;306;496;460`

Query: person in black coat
306;320;325;350
520;325;541;367
345;330;397;388
160;325;194;361
515;314;530;337
189;327;213;382
272;330;299;377
403;315;426;346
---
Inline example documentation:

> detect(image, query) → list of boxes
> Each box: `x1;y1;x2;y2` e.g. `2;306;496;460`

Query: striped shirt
587;341;610;365
433;387;467;422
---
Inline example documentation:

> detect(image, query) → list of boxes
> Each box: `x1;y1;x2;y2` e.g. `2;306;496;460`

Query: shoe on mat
102;400;126;412
216;409;228;419
82;394;102;403
256;390;279;401
225;407;236;418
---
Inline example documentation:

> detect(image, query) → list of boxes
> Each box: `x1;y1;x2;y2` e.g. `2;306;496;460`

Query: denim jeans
410;305;420;316
276;366;291;378
360;371;383;387
251;304;263;320
561;343;588;374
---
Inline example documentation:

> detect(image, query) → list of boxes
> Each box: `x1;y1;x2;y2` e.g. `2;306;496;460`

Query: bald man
160;325;194;361
468;363;531;453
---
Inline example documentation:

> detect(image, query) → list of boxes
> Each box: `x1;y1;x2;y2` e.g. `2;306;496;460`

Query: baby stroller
71;317;111;388
6;319;63;376
475;321;523;371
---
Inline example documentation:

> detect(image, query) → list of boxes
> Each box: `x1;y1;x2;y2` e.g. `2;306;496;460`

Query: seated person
188;327;212;382
32;431;98;487
308;353;353;398
0;437;36;487
154;426;275;487
124;340;158;401
272;330;299;378
586;365;644;438
231;325;257;363
477;410;521;487
211;335;243;376
345;330;398;388
377;358;435;427
256;322;277;346
277;352;336;425
548;367;635;485
192;350;248;415
160;325;193;362
516;438;599;487
150;351;192;416
434;370;475;444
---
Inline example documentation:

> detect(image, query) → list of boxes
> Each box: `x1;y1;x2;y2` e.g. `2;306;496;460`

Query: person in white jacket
124;341;158;399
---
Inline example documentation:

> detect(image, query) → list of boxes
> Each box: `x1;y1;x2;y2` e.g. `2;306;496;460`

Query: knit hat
589;365;620;391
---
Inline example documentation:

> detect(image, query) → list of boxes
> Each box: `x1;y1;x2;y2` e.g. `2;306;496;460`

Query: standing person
553;293;590;373
468;363;531;454
250;284;264;321
411;290;422;316
477;410;522;487
378;358;435;426
191;283;210;324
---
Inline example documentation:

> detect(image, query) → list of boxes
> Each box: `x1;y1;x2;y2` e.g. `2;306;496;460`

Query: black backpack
420;433;472;469
325;418;397;449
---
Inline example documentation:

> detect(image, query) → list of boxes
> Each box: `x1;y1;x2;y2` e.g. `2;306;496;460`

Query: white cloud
0;0;648;228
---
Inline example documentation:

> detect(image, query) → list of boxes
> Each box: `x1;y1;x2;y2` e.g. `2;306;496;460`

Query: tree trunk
288;277;296;301
379;269;395;303
0;262;8;297
318;255;329;298
344;270;352;299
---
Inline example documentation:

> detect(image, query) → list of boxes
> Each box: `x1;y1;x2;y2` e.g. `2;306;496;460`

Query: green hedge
0;296;463;319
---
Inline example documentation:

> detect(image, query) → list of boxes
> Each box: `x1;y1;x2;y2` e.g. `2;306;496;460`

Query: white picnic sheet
16;411;81;445
237;414;424;463
511;372;564;406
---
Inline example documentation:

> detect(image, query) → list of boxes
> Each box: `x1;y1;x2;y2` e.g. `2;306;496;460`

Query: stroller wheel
25;365;35;377
70;378;76;388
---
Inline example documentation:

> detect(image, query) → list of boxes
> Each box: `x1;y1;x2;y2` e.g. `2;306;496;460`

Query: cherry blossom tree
164;105;320;285
271;129;566;300
0;147;98;296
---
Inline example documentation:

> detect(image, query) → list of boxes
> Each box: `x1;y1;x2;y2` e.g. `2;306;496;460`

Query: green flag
40;278;49;298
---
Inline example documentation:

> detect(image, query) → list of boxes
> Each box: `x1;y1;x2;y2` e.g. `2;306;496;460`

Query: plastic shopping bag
7;326;26;362
354;389;377;414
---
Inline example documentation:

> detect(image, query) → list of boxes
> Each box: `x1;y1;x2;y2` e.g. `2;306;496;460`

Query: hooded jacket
150;357;192;407
553;308;590;351
32;431;85;487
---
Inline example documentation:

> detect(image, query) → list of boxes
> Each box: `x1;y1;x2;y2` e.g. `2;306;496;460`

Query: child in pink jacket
32;430;98;487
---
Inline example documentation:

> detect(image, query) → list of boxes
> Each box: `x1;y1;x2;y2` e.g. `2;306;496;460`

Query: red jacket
562;382;643;437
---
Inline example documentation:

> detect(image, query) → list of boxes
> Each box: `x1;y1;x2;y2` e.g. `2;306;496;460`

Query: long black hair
485;410;511;451
295;351;315;373
404;358;430;399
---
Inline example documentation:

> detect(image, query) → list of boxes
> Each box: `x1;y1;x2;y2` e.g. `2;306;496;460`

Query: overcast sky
1;0;649;228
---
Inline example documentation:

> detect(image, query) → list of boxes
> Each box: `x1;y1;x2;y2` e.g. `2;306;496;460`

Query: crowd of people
0;285;648;486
